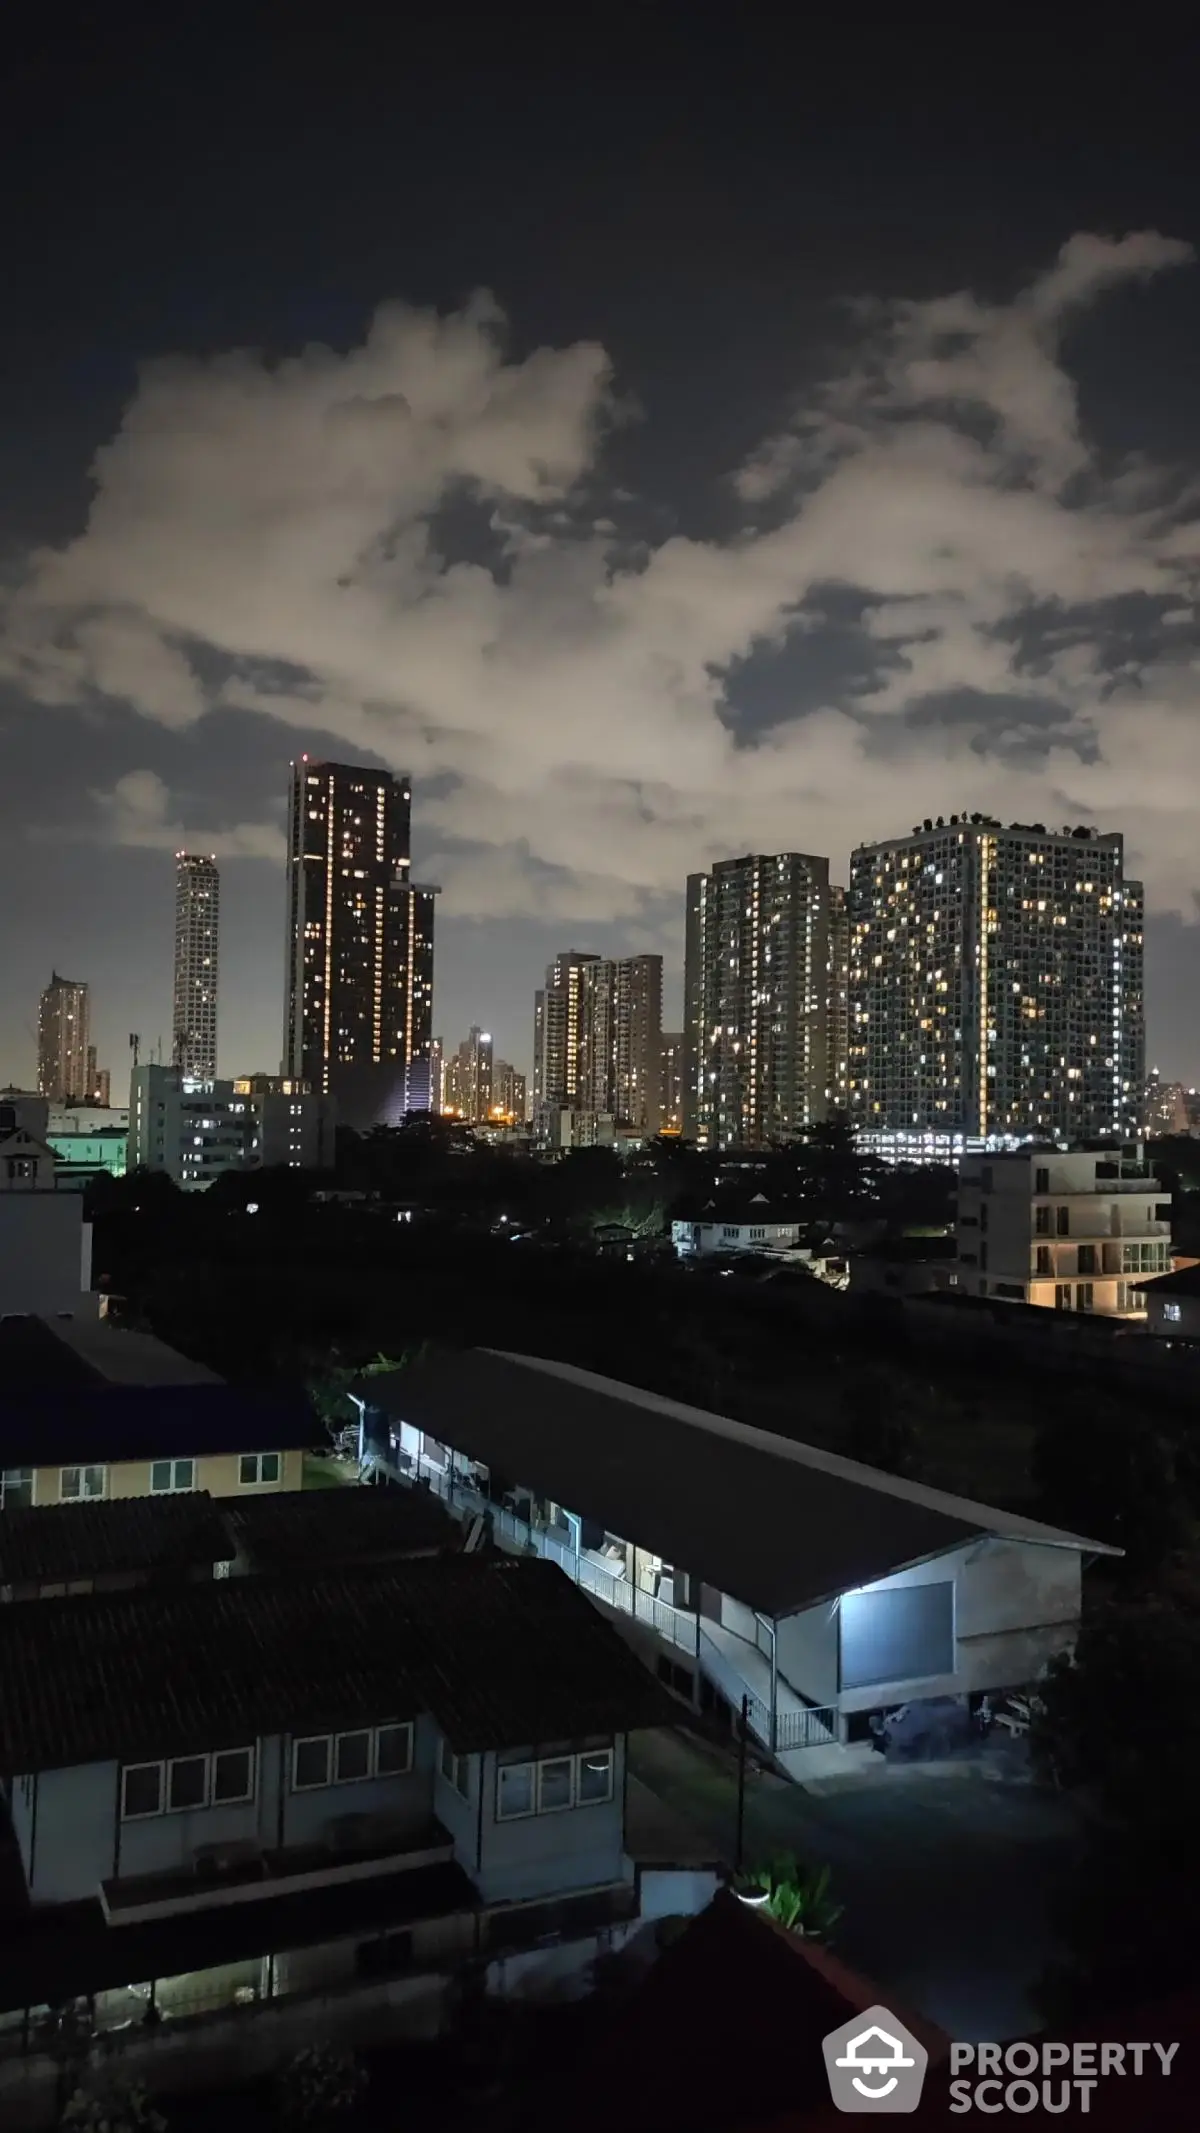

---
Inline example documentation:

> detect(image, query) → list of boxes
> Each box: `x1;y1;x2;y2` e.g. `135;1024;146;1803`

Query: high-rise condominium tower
283;759;437;1130
173;854;220;1080
37;973;90;1105
445;1027;494;1124
533;952;663;1133
847;815;1144;1141
660;1032;684;1133
826;884;850;1113
683;855;836;1148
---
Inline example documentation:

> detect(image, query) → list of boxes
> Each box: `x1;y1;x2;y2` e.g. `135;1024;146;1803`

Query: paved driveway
628;1726;1081;2039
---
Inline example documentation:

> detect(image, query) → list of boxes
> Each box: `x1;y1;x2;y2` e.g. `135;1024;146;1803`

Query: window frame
210;1745;257;1805
149;1458;196;1495
121;1761;166;1821
576;1747;615;1807
166;1753;210;1813
60;1464;107;1503
536;1755;576;1814
495;1760;536;1822
374;1722;414;1777
439;1736;471;1798
334;1729;373;1785
238;1451;282;1488
292;1735;333;1791
0;1468;34;1511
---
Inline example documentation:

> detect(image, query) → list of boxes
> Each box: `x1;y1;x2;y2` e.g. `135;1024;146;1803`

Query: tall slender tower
580;956;663;1132
284;759;437;1129
683;854;833;1149
173;854;220;1080
37;973;90;1105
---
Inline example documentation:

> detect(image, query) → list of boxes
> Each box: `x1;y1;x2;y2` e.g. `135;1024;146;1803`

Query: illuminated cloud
3;234;1198;927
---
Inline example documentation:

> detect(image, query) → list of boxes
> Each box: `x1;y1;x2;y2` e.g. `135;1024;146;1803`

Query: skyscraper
660;1032;684;1134
847;815;1144;1142
173;854;220;1080
533;951;663;1134
283;759;437;1130
444;1027;494;1123
533;953;599;1115
494;1061;527;1124
37;973;90;1105
580;955;663;1133
826;884;850;1113
683;855;835;1148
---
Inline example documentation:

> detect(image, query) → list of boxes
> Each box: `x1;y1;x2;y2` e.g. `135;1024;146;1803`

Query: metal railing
405;1463;835;1756
773;1703;838;1751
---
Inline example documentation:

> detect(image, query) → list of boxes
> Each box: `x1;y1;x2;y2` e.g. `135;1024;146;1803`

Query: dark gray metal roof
361;1349;1117;1617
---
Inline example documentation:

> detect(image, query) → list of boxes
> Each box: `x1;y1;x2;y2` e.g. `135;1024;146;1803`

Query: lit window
1164;1301;1183;1323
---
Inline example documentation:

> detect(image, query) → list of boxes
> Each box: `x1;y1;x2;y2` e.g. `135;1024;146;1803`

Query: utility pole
735;1694;750;1873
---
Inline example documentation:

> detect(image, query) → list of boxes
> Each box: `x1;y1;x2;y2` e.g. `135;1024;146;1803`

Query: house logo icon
822;2006;929;2112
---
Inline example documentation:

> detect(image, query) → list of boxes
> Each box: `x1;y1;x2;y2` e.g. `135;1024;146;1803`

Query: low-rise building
1131;1262;1200;1342
0;1122;94;1318
0;1493;234;1603
955;1145;1171;1315
0;1316;311;1510
43;1126;128;1189
129;1068;336;1186
671;1209;804;1260
0;1555;698;2081
359;1349;1118;1775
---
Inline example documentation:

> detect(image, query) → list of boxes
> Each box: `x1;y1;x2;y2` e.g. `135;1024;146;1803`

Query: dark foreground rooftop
0;1491;233;1588
0;1552;673;1773
225;1477;458;1567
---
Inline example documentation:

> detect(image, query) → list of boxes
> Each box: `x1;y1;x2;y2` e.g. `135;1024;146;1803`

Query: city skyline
4;30;1200;1090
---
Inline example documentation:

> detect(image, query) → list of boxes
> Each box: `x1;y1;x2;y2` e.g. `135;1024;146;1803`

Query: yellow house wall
29;1446;304;1506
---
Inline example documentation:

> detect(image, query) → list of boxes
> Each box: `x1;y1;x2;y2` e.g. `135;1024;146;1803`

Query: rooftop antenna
129;1033;140;1070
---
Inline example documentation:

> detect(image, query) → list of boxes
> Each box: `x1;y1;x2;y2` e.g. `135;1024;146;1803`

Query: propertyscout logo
822;2006;1180;2114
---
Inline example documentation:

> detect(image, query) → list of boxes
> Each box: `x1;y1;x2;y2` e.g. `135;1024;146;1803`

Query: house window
211;1746;256;1803
577;1748;615;1805
167;1755;209;1812
5;1157;35;1182
335;1730;372;1784
0;1469;34;1511
293;1736;333;1790
150;1459;195;1494
1035;1246;1051;1277
1055;1206;1070;1236
1054;1284;1072;1310
292;1725;410;1791
121;1763;164;1819
1164;1302;1183;1324
1077;1245;1096;1276
1035;1167;1049;1194
60;1465;106;1502
374;1724;413;1776
495;1763;536;1820
1035;1206;1051;1235
1077;1283;1094;1312
238;1452;282;1487
440;1737;470;1797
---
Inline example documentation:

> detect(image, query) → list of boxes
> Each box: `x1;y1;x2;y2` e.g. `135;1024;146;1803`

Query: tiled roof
0;1554;673;1772
0;1492;233;1587
224;1480;458;1567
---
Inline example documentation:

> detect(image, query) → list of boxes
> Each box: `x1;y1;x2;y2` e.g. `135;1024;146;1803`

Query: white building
360;1350;1119;1775
671;1212;804;1259
0;1110;94;1318
130;1067;335;1187
955;1145;1171;1315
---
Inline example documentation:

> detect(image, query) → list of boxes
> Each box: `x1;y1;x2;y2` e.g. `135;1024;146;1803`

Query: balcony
100;1815;454;1925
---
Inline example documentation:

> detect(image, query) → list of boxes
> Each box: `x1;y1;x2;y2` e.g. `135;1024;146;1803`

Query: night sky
4;19;1200;1090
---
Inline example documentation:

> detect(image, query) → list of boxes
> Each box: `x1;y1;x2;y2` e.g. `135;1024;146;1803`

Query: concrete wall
774;1600;839;1707
829;1538;1082;1714
28;1447;305;1507
0;1194;91;1316
475;1742;627;1904
20;1717;441;1905
719;1596;758;1642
